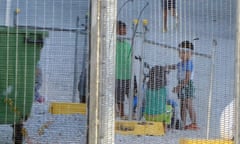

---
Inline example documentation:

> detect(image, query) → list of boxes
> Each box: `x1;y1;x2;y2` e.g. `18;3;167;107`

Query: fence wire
113;0;236;143
0;0;237;144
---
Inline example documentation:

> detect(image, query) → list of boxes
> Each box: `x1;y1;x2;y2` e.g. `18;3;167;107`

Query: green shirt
116;39;132;80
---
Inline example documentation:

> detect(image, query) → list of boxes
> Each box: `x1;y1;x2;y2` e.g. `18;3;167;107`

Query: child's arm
166;64;176;70
173;71;192;93
164;64;176;73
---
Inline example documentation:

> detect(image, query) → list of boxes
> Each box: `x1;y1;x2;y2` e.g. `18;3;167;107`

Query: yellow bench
49;102;86;115
49;102;166;136
179;139;233;144
115;120;165;136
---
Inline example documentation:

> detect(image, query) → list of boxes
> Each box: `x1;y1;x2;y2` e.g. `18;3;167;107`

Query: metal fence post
235;1;240;143
72;16;80;102
88;0;117;143
5;0;12;26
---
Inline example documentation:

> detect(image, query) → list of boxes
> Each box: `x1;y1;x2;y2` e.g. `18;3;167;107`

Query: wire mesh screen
0;0;88;143
114;0;236;143
0;0;237;143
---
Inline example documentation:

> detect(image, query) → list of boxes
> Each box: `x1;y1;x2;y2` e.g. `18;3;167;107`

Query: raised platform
115;120;165;136
49;102;165;136
49;102;86;115
179;139;233;144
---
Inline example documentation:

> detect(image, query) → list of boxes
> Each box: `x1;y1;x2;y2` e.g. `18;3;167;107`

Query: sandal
184;123;199;130
120;115;128;120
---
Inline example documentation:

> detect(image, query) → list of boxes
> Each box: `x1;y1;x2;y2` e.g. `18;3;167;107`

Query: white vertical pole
98;0;116;143
235;1;240;143
206;39;217;139
88;0;116;143
5;0;12;26
88;0;100;143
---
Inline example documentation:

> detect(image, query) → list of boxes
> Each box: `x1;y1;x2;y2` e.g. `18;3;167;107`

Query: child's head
117;20;127;35
178;40;194;61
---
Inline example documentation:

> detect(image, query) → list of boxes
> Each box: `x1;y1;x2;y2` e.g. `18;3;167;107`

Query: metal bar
98;0;116;143
121;37;212;59
136;22;148;121
88;0;100;143
235;1;240;143
72;16;80;102
5;0;12;26
79;14;88;103
144;39;211;59
88;0;116;143
206;39;217;139
14;25;86;33
127;21;137;121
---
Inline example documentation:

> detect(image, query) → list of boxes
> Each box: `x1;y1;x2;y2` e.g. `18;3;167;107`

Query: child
144;65;175;131
161;0;178;32
35;61;45;103
115;21;132;118
172;40;199;130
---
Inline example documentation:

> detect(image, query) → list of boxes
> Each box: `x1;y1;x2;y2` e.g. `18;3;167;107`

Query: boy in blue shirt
173;40;199;130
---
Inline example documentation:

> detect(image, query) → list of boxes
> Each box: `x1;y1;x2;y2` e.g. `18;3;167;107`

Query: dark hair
117;20;126;28
178;40;194;50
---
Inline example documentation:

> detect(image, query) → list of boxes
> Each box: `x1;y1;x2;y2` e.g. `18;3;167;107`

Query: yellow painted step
179;139;233;144
115;120;165;136
49;102;86;115
49;103;165;136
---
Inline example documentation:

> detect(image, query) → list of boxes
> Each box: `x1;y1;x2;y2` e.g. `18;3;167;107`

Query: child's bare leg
118;103;124;117
187;98;197;124
163;121;167;133
163;9;168;32
180;99;187;126
171;8;178;24
171;8;177;17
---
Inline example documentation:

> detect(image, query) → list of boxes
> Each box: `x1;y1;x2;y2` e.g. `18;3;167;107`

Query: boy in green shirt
116;21;132;117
